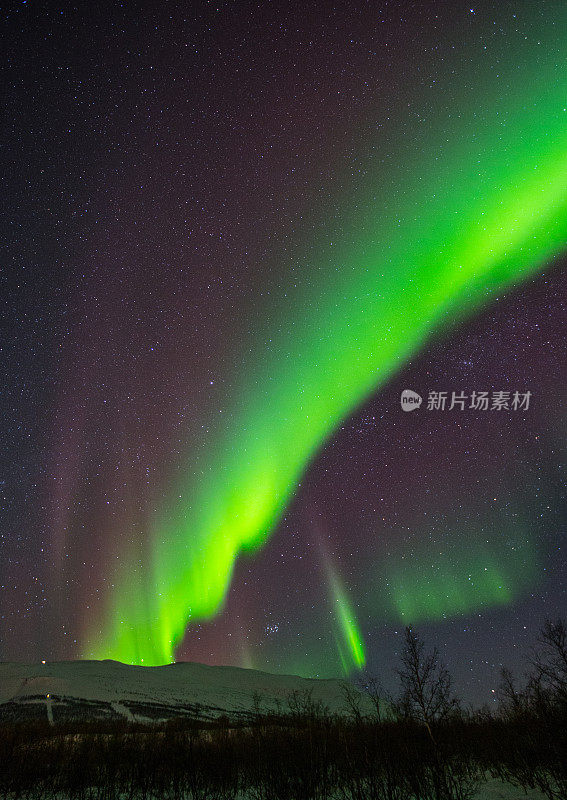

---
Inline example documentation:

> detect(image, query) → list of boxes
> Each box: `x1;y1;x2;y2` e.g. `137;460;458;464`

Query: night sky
2;0;566;706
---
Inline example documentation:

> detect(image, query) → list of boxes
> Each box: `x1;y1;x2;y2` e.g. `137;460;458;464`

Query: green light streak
85;37;567;667
386;538;537;623
362;504;540;624
326;560;366;672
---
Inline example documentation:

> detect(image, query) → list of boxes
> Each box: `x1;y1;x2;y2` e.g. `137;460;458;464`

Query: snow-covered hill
0;659;361;724
0;662;548;799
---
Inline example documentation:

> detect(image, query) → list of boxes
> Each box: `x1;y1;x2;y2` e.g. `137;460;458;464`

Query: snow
474;779;546;799
0;659;359;718
0;661;549;799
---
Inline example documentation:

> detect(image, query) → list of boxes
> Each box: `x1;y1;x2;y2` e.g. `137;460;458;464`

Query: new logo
400;389;422;411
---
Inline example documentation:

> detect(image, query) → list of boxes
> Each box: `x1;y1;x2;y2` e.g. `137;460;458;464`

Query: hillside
0;659;360;724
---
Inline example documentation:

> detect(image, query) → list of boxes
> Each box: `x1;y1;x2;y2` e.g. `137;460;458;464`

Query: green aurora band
373;508;540;625
326;559;366;673
85;38;567;670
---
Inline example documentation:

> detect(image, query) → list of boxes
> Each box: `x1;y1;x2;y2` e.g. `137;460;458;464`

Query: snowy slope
0;662;548;798
0;659;362;722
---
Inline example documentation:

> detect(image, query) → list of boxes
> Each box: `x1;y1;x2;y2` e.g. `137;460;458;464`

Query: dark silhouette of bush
0;619;565;799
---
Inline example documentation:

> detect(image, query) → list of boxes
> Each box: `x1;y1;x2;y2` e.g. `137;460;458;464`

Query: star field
1;0;566;705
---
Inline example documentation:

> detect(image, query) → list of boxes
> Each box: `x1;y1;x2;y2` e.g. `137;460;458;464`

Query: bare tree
286;688;328;723
363;676;388;723
497;667;527;718
530;618;567;707
395;626;459;741
340;680;364;724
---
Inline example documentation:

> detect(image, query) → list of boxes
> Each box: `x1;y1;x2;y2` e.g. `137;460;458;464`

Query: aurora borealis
2;0;566;703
